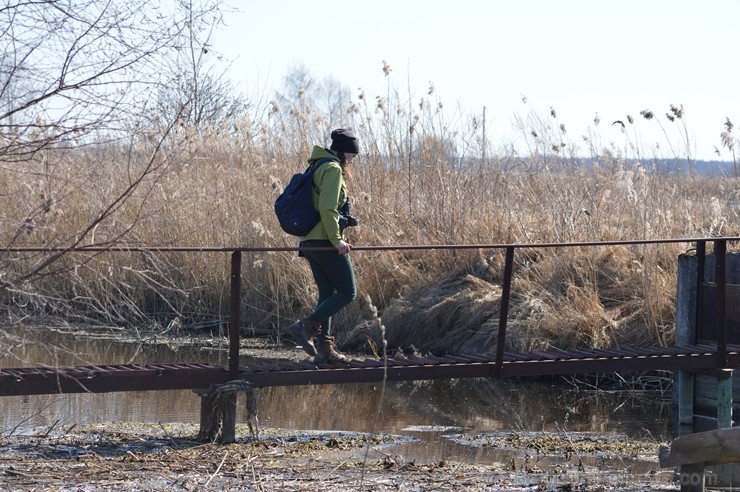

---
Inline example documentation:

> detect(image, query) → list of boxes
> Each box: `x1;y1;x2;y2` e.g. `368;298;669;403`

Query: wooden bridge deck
2;343;738;397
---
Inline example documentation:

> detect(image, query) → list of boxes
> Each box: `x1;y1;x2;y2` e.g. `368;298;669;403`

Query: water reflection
0;327;672;470
252;378;671;439
251;379;671;474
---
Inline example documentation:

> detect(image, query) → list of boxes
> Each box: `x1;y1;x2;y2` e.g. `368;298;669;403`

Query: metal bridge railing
4;236;740;377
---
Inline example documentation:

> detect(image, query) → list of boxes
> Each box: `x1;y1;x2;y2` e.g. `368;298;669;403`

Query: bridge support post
221;393;238;443
717;369;734;429
715;369;735;487
677;370;695;434
195;386;237;443
194;381;259;444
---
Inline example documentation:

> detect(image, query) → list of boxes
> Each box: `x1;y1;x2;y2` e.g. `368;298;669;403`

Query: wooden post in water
713;241;733;433
676;242;705;435
674;241;739;487
694;240;706;346
716;370;734;492
195;384;238;444
717;369;734;429
221;251;242;443
196;252;243;444
676;243;739;432
677;370;695;430
715;239;728;369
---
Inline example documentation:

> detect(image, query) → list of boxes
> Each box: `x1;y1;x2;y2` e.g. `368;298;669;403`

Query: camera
338;199;359;230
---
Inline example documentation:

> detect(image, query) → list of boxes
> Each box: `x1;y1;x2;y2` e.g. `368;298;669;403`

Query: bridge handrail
3;235;740;253
3;236;739;378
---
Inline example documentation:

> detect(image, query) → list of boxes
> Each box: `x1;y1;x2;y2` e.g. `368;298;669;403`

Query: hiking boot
314;336;347;364
289;318;321;356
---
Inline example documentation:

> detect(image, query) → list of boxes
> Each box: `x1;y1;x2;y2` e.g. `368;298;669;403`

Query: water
0;327;672;472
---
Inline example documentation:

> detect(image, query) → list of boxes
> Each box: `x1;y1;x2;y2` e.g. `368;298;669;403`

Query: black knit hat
329;128;360;154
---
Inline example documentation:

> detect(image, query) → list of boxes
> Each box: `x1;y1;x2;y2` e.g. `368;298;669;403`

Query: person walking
289;129;360;364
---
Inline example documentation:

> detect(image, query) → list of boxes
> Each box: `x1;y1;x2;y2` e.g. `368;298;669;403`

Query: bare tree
318;76;353;129
274;64;318;113
0;0;227;312
274;64;353;128
154;0;249;131
0;0;224;160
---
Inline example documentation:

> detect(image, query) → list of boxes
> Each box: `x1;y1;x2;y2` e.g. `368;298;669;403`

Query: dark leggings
301;240;357;342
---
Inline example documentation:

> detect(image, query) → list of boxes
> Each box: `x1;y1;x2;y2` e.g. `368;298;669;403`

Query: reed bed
1;75;738;355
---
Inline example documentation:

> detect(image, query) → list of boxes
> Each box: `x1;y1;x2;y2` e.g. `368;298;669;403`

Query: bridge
1;236;738;442
1;342;738;396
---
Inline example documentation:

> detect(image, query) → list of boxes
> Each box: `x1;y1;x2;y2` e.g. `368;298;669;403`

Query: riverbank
0;421;679;491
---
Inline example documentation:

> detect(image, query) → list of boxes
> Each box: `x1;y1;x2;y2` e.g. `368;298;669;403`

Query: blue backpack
274;157;335;236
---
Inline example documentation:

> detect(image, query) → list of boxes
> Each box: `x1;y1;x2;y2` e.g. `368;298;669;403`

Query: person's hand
335;240;352;256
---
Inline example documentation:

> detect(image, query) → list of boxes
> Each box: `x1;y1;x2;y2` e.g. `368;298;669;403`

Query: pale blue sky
213;0;738;161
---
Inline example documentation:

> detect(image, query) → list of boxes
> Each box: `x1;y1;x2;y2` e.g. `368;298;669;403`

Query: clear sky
212;0;739;161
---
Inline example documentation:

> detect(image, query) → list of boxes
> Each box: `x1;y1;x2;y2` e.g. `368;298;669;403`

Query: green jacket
301;145;348;245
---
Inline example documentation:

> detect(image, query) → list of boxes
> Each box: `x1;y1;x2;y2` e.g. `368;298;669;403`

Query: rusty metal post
229;251;242;377
495;246;515;377
715;239;727;368
694;240;706;345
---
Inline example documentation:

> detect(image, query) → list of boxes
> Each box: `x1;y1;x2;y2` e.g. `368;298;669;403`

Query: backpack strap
307;157;338;195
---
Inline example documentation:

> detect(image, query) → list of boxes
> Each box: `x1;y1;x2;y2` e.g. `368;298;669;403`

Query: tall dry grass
1;67;738;355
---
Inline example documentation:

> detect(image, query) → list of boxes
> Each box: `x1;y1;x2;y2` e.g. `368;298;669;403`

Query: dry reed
1;66;738;355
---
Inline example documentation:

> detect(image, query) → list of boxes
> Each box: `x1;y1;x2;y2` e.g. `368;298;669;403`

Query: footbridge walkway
1;342;738;396
2;237;738;441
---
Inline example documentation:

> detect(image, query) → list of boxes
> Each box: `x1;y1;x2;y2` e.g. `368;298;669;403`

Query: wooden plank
677;370;695;426
443;355;481;363
384;358;418;366
460;354;496;363
501;352;525;361
539;347;575;357
345;360;370;369
626;347;664;356
718;371;734;428
588;348;624;357
529;351;563;361
659;426;740;467
358;359;387;367
695;344;720;353
424;355;463;364
693;373;740;412
543;347;608;359
291;362;320;370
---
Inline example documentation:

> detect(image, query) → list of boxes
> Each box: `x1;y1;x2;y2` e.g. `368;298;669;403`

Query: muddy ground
0;330;685;490
0;421;681;491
